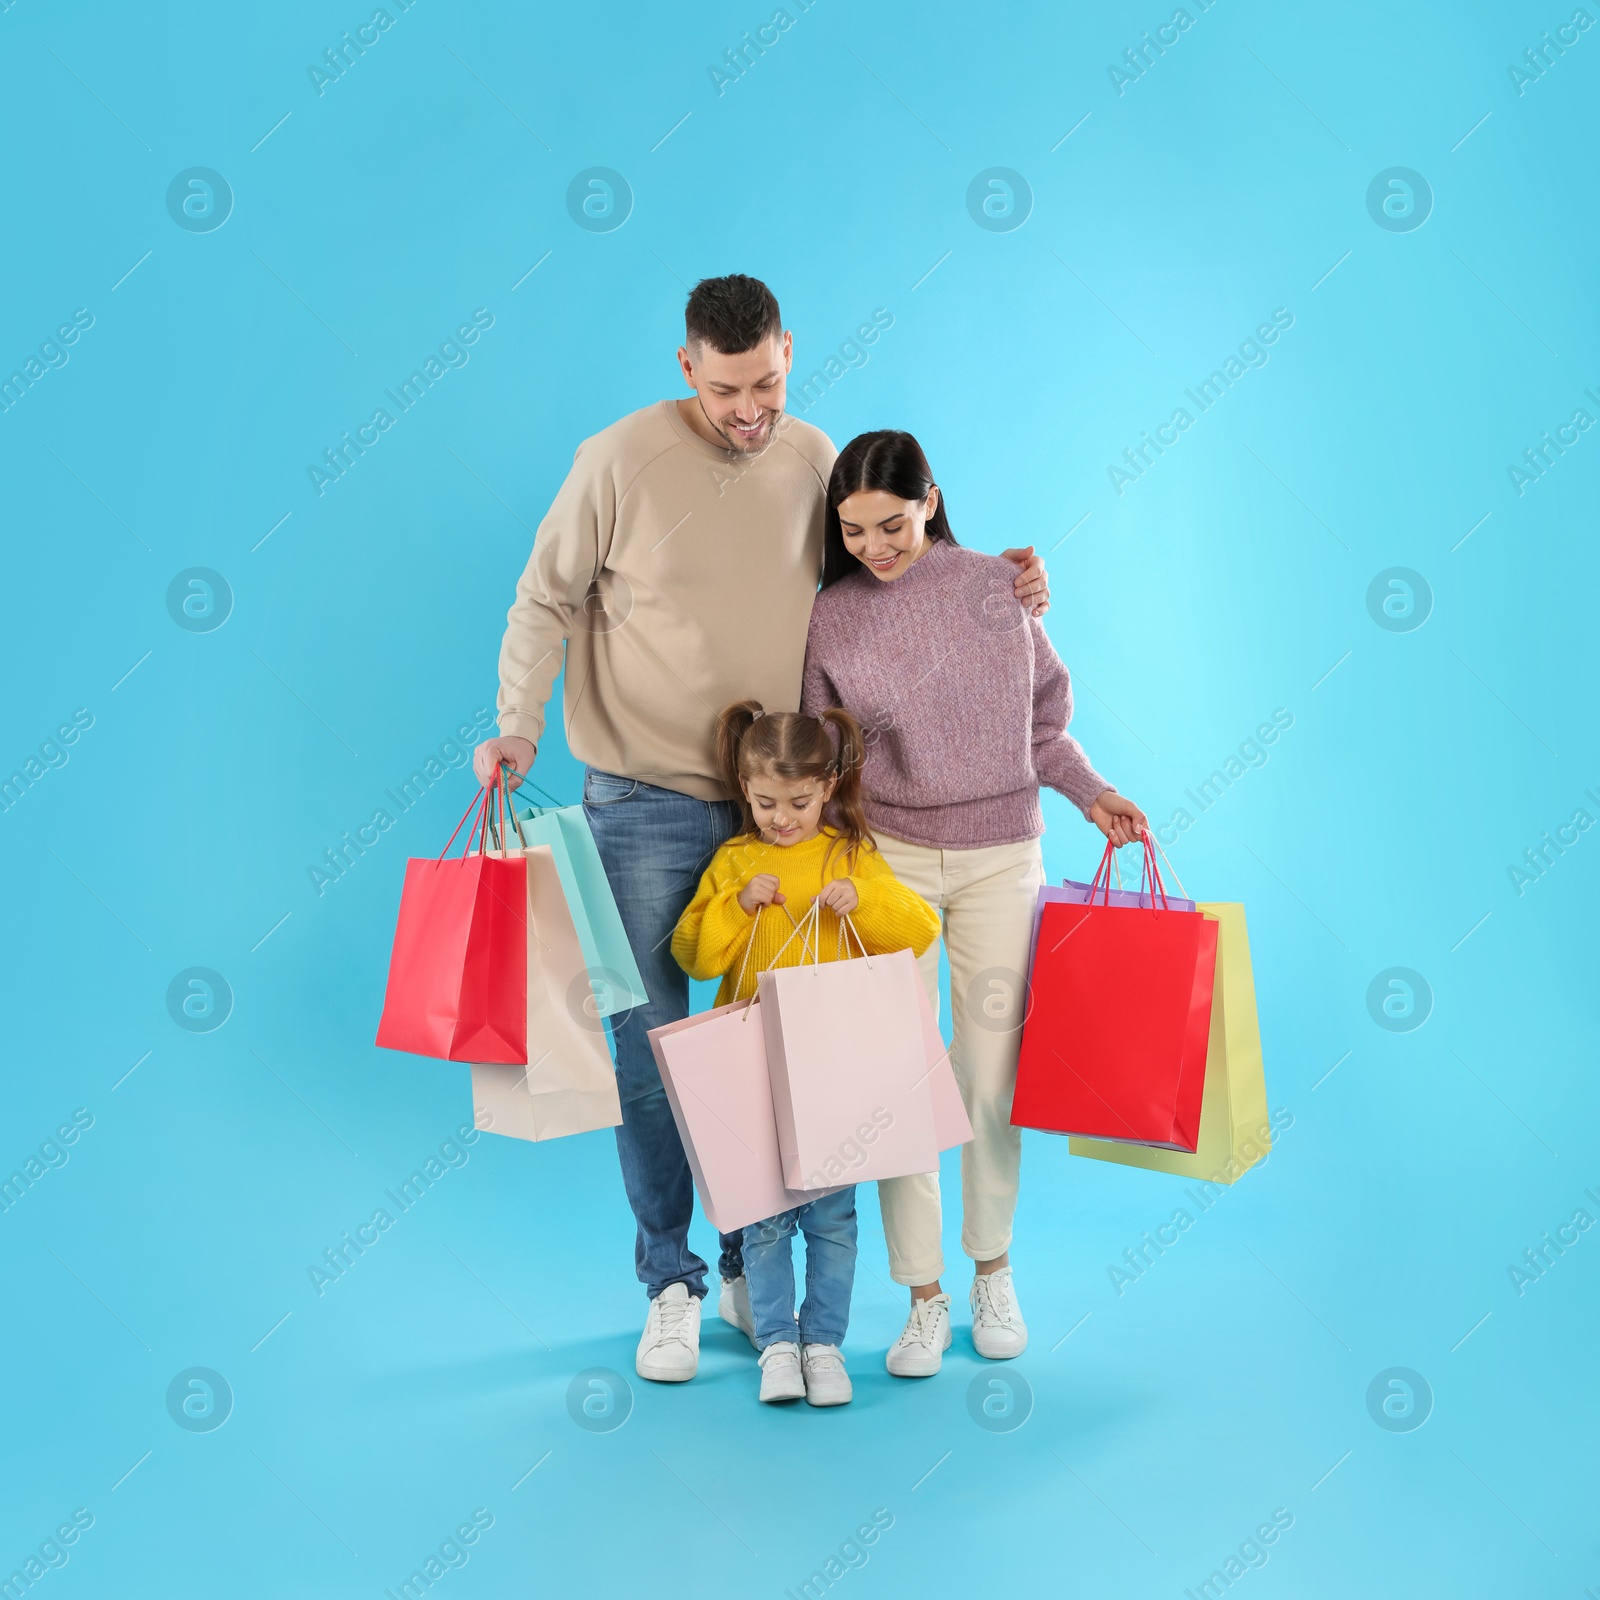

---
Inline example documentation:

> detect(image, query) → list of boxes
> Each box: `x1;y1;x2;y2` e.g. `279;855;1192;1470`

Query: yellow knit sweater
672;829;941;1005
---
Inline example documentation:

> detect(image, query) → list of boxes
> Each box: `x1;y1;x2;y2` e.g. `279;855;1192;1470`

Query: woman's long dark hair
821;430;959;588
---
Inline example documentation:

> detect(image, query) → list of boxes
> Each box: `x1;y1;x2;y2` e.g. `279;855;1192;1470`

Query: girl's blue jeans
742;1187;858;1350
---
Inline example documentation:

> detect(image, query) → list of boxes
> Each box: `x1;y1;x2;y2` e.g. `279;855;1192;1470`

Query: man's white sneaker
801;1344;853;1407
718;1275;757;1349
636;1282;700;1382
970;1268;1028;1359
758;1341;806;1403
885;1293;952;1377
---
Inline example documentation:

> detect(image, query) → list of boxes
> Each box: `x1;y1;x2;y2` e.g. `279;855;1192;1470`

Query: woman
800;431;1148;1375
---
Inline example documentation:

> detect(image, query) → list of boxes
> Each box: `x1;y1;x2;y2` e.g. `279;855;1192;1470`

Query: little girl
672;700;940;1406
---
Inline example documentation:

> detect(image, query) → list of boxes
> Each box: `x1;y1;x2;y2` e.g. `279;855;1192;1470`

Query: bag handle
1146;831;1191;900
836;910;873;967
732;902;766;1002
762;899;822;970
1141;831;1171;909
485;765;531;853
438;789;486;861
501;763;569;810
439;786;501;861
736;897;820;1022
439;773;524;863
1087;833;1171;911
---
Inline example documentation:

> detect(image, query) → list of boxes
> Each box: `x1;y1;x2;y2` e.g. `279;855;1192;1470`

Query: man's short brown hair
684;275;782;354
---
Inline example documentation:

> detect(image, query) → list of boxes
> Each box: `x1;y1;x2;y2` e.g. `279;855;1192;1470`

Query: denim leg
795;1186;859;1348
581;767;741;1299
742;1208;802;1350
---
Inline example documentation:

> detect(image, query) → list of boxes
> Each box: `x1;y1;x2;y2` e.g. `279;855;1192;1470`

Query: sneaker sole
885;1328;952;1378
972;1332;1029;1360
636;1362;699;1382
760;1383;806;1403
805;1388;853;1407
966;1324;1030;1363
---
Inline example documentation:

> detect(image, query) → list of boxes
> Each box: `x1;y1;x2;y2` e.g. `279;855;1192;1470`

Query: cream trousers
873;832;1045;1284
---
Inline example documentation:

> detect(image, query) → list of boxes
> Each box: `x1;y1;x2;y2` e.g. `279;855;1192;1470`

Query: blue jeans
582;766;744;1300
742;1187;858;1351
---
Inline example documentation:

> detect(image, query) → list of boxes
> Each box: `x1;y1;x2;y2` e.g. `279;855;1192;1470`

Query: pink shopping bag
648;997;844;1233
908;971;975;1152
760;932;943;1191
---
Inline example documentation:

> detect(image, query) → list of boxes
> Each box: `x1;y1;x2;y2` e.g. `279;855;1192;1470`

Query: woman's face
836;487;939;582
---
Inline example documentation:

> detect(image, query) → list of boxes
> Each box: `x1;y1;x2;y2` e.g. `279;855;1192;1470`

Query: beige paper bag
471;844;622;1142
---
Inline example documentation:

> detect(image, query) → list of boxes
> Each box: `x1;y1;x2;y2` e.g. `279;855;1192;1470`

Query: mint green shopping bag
489;781;648;1018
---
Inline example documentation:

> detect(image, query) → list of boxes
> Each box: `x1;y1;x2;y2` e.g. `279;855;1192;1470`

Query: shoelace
976;1274;1016;1327
653;1295;695;1348
900;1299;945;1350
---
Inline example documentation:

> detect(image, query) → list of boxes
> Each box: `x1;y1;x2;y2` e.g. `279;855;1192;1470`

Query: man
473;275;1049;1382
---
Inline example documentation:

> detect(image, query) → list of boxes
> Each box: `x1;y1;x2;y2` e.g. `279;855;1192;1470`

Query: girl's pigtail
820;707;874;872
715;699;765;836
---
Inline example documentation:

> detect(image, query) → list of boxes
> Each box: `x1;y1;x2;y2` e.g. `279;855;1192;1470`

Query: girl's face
835;486;940;582
742;767;837;846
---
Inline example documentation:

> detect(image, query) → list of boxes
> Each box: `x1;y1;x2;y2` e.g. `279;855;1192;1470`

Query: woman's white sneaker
885;1293;953;1377
970;1268;1028;1359
758;1341;806;1403
636;1282;701;1382
801;1344;853;1407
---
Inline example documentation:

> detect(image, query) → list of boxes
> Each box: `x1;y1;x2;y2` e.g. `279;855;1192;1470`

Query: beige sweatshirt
497;401;837;801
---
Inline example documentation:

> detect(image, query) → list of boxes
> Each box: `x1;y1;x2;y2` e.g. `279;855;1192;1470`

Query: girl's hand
737;874;785;914
1089;790;1149;850
815;877;860;916
1000;545;1050;617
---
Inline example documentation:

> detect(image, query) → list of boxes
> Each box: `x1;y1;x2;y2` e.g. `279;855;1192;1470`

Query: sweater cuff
1062;774;1114;820
498;712;544;745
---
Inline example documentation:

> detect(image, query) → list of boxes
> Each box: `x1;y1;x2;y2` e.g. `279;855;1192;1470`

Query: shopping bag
376;788;528;1064
649;995;845;1233
759;911;942;1189
1024;849;1195;984
1012;837;1218;1151
471;843;623;1142
821;913;972;1152
1070;902;1269;1182
906;966;974;1151
495;785;648;1017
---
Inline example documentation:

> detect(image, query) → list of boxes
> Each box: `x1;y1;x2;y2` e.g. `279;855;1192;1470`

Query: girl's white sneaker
885;1293;953;1377
758;1341;806;1403
801;1344;852;1407
970;1268;1028;1359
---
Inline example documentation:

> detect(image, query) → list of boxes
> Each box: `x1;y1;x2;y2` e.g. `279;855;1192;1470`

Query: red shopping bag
376;786;528;1064
1012;837;1217;1151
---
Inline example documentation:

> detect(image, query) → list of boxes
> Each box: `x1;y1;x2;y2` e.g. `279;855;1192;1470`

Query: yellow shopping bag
1069;903;1271;1184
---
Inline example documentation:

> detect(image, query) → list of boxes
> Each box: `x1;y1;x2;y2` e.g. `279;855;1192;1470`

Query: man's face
677;332;792;454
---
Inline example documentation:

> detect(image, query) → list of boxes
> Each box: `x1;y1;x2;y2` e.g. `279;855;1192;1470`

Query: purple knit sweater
800;537;1113;849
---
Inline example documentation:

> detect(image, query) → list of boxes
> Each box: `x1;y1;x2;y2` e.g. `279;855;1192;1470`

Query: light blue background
1;3;1596;1596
